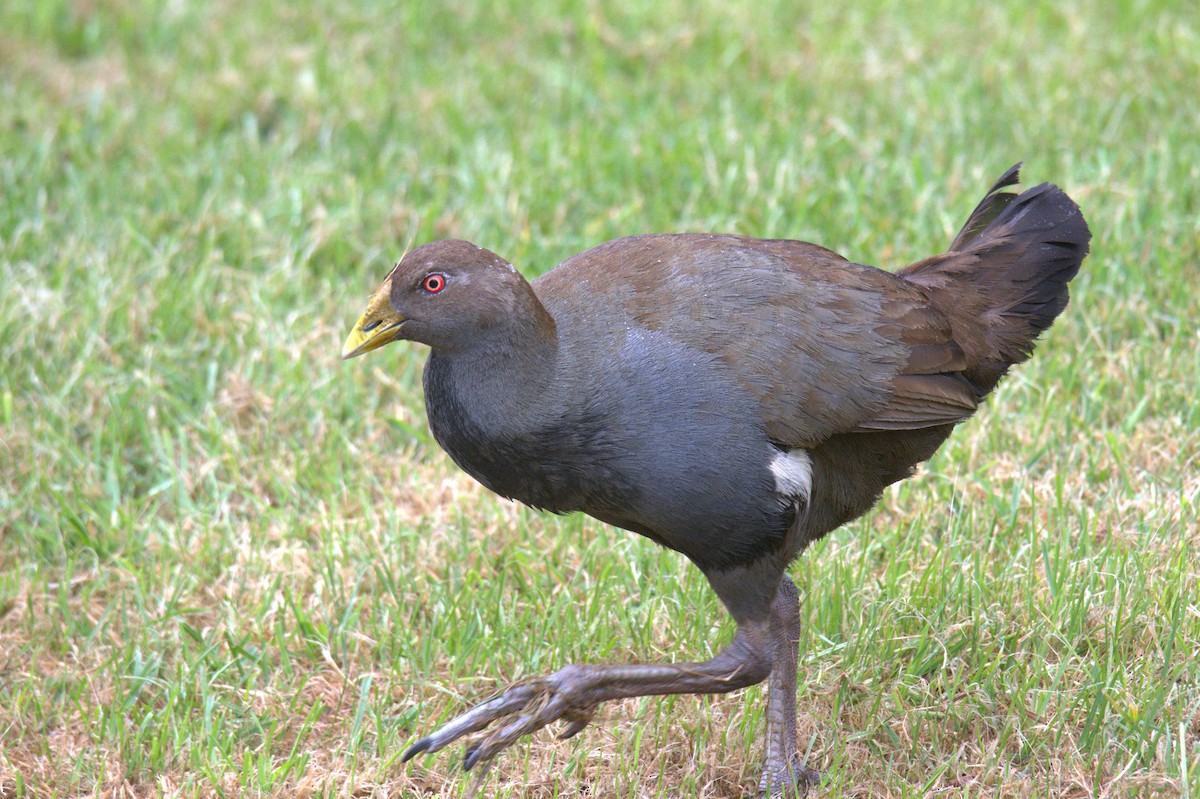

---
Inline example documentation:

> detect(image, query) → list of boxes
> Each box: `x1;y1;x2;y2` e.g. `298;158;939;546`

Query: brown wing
855;296;978;431
545;234;978;447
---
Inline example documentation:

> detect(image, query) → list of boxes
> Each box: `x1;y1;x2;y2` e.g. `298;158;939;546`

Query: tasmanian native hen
342;164;1090;796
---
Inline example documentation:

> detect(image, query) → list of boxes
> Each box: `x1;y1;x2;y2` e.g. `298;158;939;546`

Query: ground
1;0;1198;796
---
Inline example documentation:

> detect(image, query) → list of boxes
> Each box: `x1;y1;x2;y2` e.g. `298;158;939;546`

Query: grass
1;0;1198;796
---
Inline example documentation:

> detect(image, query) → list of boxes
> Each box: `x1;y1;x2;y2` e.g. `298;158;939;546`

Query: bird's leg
402;623;774;771
705;564;819;797
759;575;820;798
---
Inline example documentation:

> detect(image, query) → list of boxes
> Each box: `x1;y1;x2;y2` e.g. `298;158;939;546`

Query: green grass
2;0;1198;796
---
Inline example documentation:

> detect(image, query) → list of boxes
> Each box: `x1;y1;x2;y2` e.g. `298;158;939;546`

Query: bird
341;164;1090;797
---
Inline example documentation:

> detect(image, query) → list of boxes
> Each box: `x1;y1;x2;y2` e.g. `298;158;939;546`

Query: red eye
421;273;447;294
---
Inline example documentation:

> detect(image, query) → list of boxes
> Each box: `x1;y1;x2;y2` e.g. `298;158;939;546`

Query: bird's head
342;240;539;359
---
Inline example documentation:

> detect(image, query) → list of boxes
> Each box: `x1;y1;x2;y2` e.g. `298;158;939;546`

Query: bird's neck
423;303;562;439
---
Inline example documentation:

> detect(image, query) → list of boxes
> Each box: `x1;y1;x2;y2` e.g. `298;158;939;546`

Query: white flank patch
770;448;813;506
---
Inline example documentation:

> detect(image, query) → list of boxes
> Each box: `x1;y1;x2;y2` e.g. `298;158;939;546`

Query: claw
557;704;595;739
402;684;540;763
558;718;589;739
401;736;432;763
402;674;599;774
463;742;484;771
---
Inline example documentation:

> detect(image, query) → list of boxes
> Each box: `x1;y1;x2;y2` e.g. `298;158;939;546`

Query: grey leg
403;624;774;771
706;559;821;796
759;575;820;797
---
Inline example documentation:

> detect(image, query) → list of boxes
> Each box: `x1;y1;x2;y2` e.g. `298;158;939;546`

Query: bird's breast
421;332;810;571
422;354;622;512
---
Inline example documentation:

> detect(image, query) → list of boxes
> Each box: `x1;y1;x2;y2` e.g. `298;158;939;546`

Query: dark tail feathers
899;163;1091;395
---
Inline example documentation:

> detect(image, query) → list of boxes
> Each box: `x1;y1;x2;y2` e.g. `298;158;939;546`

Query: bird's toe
758;759;820;798
402;683;539;763
404;675;599;772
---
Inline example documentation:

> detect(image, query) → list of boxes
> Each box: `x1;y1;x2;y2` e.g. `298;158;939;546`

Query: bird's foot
759;756;820;798
402;670;599;772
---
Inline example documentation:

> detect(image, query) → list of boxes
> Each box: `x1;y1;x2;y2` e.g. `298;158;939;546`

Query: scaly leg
403;624;774;771
759;576;820;797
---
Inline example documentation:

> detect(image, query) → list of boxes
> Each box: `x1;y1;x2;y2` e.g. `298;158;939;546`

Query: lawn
1;0;1198;797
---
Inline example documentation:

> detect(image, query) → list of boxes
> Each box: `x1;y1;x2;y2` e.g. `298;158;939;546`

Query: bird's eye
421;273;447;294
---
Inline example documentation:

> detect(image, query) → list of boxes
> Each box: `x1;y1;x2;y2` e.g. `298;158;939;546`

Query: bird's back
531;169;1089;554
535;233;975;445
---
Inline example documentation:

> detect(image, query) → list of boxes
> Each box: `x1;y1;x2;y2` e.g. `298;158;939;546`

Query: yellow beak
342;277;405;360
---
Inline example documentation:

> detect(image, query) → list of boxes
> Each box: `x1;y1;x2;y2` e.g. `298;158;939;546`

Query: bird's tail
898;164;1091;395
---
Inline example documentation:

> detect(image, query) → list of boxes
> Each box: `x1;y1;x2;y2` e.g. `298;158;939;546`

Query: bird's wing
553;234;978;447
